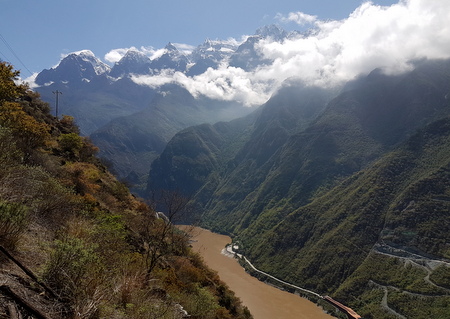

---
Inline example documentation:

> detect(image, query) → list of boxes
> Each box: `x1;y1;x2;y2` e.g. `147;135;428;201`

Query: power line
0;48;9;61
0;32;33;76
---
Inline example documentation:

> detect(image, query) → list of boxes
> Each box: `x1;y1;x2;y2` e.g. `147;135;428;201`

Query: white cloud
276;11;317;25
105;48;132;63
149;48;166;61
172;43;196;55
132;64;270;106
258;0;450;92
132;0;450;106
131;69;174;88
21;72;40;89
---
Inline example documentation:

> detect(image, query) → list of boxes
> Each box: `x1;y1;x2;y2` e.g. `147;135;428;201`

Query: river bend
183;226;335;319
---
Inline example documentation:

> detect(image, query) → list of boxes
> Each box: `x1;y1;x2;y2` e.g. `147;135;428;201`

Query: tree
0;101;50;160
0;62;27;103
0;62;51;161
136;191;192;284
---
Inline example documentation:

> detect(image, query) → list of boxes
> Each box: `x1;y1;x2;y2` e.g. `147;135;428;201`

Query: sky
2;0;450;106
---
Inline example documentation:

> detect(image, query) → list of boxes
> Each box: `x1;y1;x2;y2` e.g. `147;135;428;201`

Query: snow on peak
255;24;288;41
73;49;96;57
189;38;239;63
120;49;151;63
66;50;111;75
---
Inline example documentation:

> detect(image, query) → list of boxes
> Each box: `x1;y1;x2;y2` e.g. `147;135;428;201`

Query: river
182;226;335;319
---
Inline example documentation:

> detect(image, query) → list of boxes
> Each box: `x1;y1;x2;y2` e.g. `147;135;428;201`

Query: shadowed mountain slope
91;84;251;190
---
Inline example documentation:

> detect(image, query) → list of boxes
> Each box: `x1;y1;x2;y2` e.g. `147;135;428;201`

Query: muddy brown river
182;226;335;319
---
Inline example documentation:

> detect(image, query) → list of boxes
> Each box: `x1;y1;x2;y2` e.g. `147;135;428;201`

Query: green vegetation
0;201;29;250
430;265;450;289
0;62;252;319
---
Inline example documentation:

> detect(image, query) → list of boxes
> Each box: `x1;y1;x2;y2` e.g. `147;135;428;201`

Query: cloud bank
118;0;450;106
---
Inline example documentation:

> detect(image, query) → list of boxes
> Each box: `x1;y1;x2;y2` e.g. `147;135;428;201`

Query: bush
0;127;22;170
0;165;77;223
59;133;83;159
0;102;51;159
42;236;104;317
0;200;29;250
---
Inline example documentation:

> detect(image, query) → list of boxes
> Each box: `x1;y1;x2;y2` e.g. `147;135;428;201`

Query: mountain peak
118;49;152;65
255;24;288;41
109;49;152;78
72;49;96;57
204;38;213;47
67;50;111;75
150;43;189;72
34;49;110;86
165;42;178;51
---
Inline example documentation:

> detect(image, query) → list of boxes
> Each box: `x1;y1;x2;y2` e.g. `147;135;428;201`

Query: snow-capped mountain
189;38;237;63
228;24;293;71
255;24;288;41
35;50;110;86
109;50;152;78
186;38;238;76
34;24;295;87
149;43;189;73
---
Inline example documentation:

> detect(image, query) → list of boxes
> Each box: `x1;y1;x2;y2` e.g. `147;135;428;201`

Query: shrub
59;133;83;159
0;127;22;170
42;236;105;317
58;115;80;134
0;165;77;223
0;62;27;103
180;284;218;318
0;200;29;250
0;102;51;159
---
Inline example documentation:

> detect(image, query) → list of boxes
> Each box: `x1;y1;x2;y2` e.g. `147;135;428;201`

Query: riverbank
181;226;335;319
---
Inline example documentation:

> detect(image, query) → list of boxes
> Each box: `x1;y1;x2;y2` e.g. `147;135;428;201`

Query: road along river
180;226;335;319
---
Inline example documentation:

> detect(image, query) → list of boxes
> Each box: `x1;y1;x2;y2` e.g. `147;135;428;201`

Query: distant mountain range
33;26;289;188
32;25;304;190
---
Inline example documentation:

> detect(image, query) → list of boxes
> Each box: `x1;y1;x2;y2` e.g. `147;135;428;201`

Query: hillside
0;62;252;319
90;84;250;191
146;59;450;318
244;116;450;318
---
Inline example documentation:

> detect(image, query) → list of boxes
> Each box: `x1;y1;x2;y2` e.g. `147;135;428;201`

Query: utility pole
52;90;62;118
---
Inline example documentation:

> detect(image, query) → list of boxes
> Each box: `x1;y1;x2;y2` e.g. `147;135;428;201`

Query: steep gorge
147;59;450;318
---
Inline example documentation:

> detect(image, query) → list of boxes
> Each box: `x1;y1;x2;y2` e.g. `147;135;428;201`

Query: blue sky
1;0;397;74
